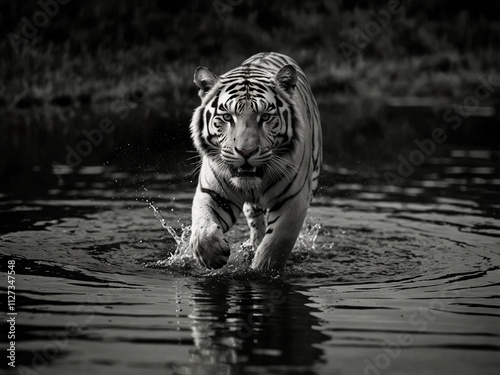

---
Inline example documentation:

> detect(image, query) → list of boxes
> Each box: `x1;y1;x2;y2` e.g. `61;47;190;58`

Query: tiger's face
192;65;298;190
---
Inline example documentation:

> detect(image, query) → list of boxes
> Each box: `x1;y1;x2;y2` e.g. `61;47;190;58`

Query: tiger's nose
234;147;259;159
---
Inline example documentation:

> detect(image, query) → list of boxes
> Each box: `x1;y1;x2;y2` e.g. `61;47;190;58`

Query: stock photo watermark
8;0;73;54
3;256;128;374
384;72;499;185
340;0;406;63
354;287;459;375
6;260;16;368
213;0;243;22
51;64;169;182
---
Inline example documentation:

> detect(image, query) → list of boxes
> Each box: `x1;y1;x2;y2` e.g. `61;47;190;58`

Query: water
1;148;499;375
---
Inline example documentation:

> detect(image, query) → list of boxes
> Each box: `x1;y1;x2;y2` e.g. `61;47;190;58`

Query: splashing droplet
148;202;194;268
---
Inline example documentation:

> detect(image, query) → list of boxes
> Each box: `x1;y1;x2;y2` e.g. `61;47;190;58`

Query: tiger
188;52;322;273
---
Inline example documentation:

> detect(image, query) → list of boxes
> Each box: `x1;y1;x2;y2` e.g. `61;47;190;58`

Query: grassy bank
1;0;499;175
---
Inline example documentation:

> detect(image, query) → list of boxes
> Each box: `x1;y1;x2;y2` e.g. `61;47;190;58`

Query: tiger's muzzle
230;146;264;178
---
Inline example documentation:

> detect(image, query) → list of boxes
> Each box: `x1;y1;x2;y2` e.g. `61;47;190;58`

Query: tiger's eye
261;113;271;121
222;114;232;122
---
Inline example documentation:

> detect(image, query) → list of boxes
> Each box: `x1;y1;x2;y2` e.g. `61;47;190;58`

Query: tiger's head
190;64;302;191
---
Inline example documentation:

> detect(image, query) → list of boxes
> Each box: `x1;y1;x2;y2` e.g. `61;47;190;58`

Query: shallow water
1;147;499;375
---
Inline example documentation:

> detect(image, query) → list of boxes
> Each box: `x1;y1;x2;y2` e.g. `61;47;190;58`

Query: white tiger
188;52;322;273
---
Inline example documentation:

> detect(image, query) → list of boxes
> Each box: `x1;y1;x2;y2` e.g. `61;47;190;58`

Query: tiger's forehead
217;73;278;115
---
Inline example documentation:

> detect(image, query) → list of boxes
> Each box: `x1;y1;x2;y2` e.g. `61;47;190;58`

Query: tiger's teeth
238;167;257;173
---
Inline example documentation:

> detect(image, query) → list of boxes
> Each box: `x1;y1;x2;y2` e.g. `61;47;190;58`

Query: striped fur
189;52;322;273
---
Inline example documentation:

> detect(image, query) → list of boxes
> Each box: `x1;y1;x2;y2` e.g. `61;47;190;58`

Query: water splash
148;201;178;240
147;201;194;268
295;220;323;251
147;202;329;277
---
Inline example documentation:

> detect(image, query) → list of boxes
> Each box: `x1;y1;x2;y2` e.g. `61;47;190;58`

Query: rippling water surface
1;148;499;375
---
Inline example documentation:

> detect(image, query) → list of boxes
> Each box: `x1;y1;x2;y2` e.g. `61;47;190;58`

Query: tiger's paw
190;223;230;269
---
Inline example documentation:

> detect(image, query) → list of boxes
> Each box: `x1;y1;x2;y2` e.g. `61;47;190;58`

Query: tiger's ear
194;66;220;99
274;64;297;96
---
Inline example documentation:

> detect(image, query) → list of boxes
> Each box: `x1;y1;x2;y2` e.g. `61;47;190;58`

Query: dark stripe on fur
267;215;281;225
200;186;237;224
209;205;230;232
269;149;310;213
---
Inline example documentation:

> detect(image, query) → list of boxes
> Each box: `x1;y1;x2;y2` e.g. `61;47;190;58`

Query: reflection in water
1;147;499;374
184;279;328;373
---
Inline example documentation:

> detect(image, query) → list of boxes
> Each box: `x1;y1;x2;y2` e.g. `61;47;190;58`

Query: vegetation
1;0;498;174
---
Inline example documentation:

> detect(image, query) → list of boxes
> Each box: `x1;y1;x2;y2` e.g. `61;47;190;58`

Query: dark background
0;0;499;182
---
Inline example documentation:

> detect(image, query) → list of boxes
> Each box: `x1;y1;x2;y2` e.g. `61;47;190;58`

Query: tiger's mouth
230;163;264;178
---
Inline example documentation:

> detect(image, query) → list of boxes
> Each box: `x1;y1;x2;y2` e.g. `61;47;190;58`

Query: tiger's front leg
189;184;240;269
243;202;266;250
251;190;310;273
